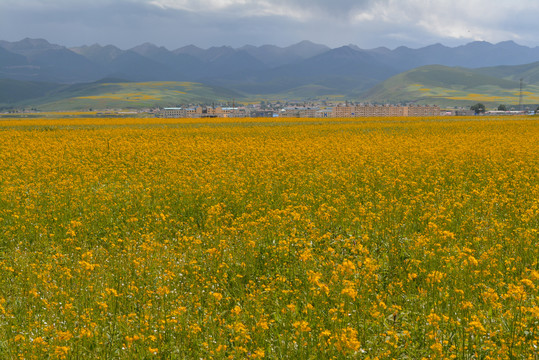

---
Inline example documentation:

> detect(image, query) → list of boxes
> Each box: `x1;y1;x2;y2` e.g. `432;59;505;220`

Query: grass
2;81;242;111
1;116;539;358
364;65;539;107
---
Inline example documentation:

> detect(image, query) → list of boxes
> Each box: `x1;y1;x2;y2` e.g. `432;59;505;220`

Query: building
407;105;440;117
161;107;187;118
454;109;475;116
161;103;441;119
250;110;275;117
332;104;440;118
280;107;319;118
160;106;247;118
316;109;333;118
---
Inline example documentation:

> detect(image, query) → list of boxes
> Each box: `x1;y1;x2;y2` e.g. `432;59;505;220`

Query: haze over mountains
2;38;539;108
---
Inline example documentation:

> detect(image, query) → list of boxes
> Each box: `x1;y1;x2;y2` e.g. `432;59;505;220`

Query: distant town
3;100;538;118
158;101;537;119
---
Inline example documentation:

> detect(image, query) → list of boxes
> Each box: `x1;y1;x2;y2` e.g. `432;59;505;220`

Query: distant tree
498;104;507;111
470;103;486;114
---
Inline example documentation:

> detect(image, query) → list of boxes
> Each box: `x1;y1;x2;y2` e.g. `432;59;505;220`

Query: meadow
0;116;538;359
3;81;241;112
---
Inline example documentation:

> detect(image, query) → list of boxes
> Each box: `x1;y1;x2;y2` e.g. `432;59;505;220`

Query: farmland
1;116;539;359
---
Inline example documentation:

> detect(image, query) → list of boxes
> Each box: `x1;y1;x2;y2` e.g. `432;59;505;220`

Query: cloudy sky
1;0;538;50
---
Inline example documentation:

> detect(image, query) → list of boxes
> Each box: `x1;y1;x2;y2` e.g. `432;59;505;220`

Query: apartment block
332;104;440;117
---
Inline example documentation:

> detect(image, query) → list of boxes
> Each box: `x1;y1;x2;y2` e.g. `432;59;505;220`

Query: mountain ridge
2;38;539;108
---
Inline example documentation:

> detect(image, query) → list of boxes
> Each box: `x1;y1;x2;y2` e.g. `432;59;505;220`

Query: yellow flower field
76;93;162;101
0;116;538;359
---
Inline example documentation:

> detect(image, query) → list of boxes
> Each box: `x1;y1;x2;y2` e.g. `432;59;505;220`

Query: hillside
475;61;539;85
3;38;539;108
361;65;539;106
1;79;243;111
0;79;63;105
2;38;539;102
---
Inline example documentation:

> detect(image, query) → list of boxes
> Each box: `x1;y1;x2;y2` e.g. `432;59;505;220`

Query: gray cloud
148;0;377;21
1;0;539;49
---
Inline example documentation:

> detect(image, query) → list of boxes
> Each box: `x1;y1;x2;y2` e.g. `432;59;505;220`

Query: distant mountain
71;44;181;81
130;43;206;80
364;41;539;72
71;44;124;64
2;38;539;104
215;46;399;96
179;45;237;63
0;38;64;57
173;45;208;59
362;65;530;106
27;48;105;83
172;45;270;80
105;51;179;81
0;47;27;67
131;42;188;66
203;51;269;79
450;41;539;68
0;38;105;82
75;43;269;81
286;40;331;59
240;40;330;67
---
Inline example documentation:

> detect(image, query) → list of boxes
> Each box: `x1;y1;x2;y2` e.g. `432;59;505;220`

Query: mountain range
2;38;539;108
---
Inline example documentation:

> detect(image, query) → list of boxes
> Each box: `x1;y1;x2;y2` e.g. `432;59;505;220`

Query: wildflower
211;292;223;301
341;286;357;299
56;330;73;342
54;346;70;359
292;321;311;333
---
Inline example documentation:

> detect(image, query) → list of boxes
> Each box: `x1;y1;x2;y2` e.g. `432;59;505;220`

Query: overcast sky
1;0;539;50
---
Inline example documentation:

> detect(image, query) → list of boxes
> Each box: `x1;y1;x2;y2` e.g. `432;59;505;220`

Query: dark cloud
1;0;539;49
1;1;185;48
245;0;375;17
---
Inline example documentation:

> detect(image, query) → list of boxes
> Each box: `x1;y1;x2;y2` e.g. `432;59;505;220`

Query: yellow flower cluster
1;116;539;358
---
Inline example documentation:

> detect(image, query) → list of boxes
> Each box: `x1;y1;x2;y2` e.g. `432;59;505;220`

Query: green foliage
471;103;486;114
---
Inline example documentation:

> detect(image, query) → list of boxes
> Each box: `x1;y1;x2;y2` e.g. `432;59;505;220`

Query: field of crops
1;116;538;359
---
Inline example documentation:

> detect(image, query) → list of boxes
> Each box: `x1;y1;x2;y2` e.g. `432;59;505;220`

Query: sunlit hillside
363;65;539;107
0;80;242;111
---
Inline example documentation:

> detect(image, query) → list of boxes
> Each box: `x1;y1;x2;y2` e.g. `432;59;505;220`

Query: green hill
475;61;539;86
361;65;539;106
0;79;63;106
1;79;243;110
5;62;539;110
